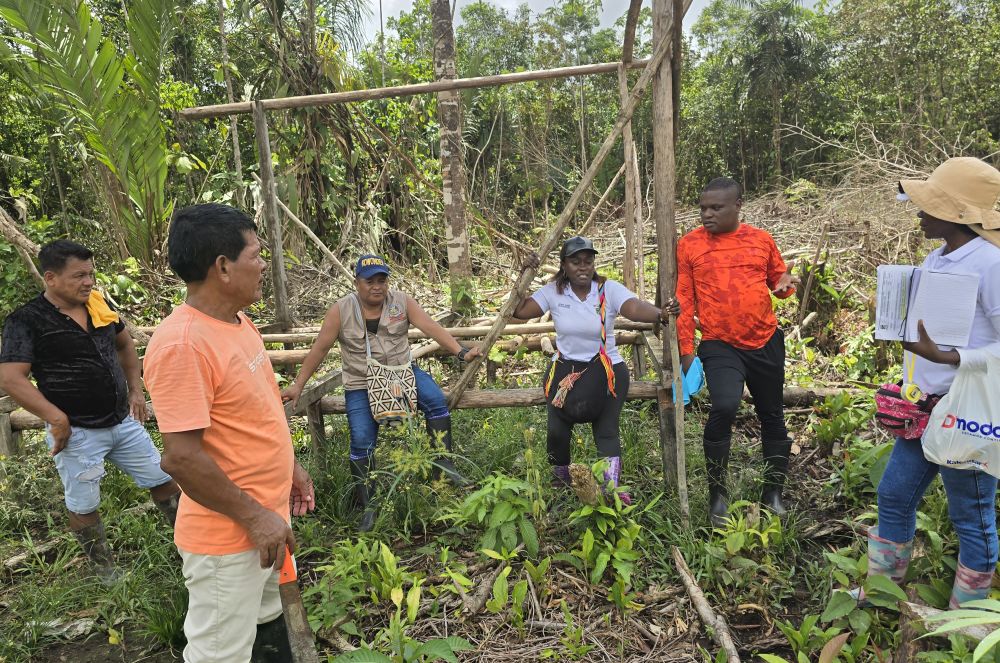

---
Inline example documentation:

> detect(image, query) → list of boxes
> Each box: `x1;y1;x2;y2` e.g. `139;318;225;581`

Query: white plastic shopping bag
922;354;1000;478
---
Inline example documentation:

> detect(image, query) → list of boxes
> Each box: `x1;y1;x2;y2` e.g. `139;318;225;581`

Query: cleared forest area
1;1;1000;661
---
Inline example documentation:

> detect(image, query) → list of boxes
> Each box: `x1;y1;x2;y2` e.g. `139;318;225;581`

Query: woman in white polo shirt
855;157;1000;609
515;236;679;504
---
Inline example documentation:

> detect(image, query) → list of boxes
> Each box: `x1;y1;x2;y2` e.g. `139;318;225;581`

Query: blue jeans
877;436;998;572
344;364;449;460
45;416;173;514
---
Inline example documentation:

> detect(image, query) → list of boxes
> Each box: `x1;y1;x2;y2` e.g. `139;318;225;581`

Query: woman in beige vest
282;254;480;531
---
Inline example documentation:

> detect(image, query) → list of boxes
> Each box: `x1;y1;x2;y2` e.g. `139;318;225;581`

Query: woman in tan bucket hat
854;157;1000;609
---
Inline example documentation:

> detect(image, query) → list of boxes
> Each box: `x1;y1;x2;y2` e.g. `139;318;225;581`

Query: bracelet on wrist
457;346;470;361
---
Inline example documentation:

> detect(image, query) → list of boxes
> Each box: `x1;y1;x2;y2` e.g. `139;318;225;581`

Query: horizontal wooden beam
133;320;654;345
7;384;851;431
321;381;665;412
266;332;641;365
180;59;650;120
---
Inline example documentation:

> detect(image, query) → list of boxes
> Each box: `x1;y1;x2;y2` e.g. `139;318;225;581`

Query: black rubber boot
704;440;730;528
72;520;122;585
154;491;180;528
349;456;377;532
761;438;792;517
250;614;293;663
426;416;470;486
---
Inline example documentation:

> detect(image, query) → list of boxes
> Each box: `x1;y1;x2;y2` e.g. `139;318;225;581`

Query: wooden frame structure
1;0;696;516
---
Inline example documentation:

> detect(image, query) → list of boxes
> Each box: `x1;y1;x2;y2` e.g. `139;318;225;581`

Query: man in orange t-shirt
676;178;798;527
144;204;316;663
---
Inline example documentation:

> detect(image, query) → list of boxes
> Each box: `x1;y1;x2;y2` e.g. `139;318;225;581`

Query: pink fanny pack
874;382;940;440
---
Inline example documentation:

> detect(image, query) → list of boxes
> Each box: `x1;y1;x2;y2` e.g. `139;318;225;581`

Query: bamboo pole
578;162;626;237
446;30;677;410
252;101;293;329
652;0;690;522
181;60;651;120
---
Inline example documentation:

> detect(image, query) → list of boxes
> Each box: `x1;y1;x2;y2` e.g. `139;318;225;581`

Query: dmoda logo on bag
941;414;1000;439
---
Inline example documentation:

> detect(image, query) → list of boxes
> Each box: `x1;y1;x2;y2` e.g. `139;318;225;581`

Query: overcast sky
361;0;718;40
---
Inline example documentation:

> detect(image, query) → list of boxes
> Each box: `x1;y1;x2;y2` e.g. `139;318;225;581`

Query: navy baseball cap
560;236;598;259
355;254;390;279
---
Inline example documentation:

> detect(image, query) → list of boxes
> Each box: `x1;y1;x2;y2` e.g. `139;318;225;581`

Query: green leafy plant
811;392;875;456
303;539;377;637
540;600;594;660
771;614;843;661
333;609;473;663
696;502;797;607
481;547;522;613
828;436;893;508
305;540;424;639
0;0;176;264
439;472;539;557
522;427;546;519
564;463;657;612
922;600;1000;663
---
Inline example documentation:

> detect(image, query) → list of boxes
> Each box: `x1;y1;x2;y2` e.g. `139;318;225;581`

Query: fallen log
317;383;852;414
896;601;996;663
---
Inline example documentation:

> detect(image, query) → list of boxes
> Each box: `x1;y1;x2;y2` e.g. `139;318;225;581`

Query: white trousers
179;549;282;663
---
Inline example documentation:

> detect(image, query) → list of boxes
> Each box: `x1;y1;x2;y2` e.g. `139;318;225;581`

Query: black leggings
545;359;630;465
699;329;788;448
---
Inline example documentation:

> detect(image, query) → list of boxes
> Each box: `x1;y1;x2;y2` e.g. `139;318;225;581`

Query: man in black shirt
0;240;179;582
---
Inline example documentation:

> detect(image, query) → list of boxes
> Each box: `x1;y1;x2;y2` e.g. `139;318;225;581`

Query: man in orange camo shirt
676;178;798;527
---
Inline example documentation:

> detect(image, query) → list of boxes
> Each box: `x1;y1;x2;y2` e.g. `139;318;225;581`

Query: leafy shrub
438;472;539;557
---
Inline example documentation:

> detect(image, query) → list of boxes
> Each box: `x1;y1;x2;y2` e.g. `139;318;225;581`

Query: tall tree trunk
217;0;245;208
431;0;475;316
771;85;782;184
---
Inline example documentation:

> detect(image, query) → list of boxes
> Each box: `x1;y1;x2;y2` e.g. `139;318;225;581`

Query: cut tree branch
672;546;740;662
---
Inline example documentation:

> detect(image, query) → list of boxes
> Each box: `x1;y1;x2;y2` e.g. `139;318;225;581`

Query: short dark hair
702;177;743;200
168;204;257;283
39;240;93;274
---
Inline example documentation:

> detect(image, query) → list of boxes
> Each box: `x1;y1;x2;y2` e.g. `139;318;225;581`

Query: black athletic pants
545;359;630;465
699;329;788;448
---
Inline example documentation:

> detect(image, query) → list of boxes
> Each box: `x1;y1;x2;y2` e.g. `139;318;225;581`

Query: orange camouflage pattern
676;223;794;356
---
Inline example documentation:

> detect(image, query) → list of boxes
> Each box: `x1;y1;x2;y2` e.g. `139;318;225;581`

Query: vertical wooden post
652;0;689;523
633;147;646;300
0;393;20;457
618;0;644;293
633;340;647;379
619;65;637;293
306;401;326;470
252;101;293;330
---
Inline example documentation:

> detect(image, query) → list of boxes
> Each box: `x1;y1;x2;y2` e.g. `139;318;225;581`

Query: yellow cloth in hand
86;290;120;328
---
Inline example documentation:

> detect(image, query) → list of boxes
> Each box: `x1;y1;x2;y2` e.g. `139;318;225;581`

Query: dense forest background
1;0;998;322
4;3;1000;662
